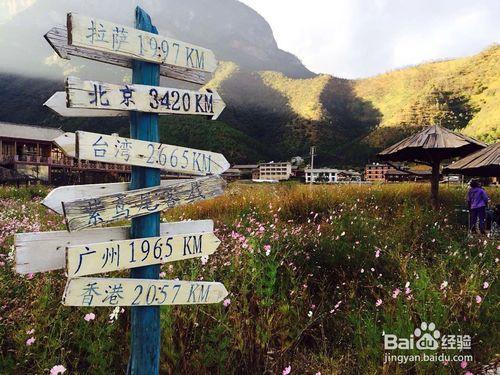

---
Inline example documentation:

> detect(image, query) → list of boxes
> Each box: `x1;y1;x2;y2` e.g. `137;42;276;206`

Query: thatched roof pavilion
378;125;486;209
444;142;499;177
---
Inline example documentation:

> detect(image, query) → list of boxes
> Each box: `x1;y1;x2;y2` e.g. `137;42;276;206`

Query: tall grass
0;183;498;374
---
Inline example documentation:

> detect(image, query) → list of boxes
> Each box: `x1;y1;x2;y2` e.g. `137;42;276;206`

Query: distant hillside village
0;122;442;186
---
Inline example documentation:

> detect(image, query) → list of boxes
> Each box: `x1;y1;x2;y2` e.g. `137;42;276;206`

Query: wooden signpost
62;175;225;231
67;13;217;73
45;26;208;85
15;220;214;274
66;76;225;119
66;231;220;277
15;7;229;374
63;278;228;306
42;179;191;215
54;131;230;175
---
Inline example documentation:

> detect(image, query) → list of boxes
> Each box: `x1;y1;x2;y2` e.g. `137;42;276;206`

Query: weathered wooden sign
68;13;217;73
63;175;225;231
54;131;229;175
42;179;190;214
66;76;225;119
67;231;220;277
45;26;207;84
15;220;213;274
62;277;228;306
45;92;125;117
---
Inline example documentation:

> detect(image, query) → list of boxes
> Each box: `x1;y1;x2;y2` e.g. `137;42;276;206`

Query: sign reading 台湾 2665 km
54;131;230;176
68;13;217;72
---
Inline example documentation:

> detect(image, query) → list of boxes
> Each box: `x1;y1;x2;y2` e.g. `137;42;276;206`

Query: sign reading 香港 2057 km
68;13;217;73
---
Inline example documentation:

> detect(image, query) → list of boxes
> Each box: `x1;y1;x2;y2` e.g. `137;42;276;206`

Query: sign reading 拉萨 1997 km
66;231;221;277
63;277;228;306
68;13;217;73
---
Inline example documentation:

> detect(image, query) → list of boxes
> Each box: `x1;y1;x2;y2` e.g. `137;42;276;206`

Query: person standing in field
466;180;489;234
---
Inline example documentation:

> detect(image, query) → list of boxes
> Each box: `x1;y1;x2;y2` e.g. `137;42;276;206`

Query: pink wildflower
282;365;291;375
26;328;35;335
460;360;467;369
26;337;35;346
159;272;166;278
440;281;448;290
264;244;271;256
223;298;231;307
392;288;401;298
375;248;380;258
50;365;66;375
84;313;96;321
475;295;482;304
375;299;382;307
483;281;489;289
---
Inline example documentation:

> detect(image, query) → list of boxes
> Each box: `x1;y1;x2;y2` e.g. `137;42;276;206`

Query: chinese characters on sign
63;277;228;306
67;232;220;277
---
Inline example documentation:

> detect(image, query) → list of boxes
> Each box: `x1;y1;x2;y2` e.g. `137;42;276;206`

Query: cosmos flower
282;365;291;375
50;365;66;375
84;313;96;321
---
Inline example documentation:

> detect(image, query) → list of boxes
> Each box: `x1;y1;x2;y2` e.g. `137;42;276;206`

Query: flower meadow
0;183;498;374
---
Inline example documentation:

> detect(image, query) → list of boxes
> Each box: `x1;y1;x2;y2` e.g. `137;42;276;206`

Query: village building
231;164;258;179
305;168;362;183
255;162;293;181
364;163;392;181
0;122;130;185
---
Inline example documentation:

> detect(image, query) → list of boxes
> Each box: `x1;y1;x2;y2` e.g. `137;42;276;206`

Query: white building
305;168;361;183
257;162;292;181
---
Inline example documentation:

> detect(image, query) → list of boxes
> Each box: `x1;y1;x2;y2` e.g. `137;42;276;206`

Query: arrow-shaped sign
62;175;225;231
67;231;220;277
42;179;191;215
45;26;207;85
66;76;225;119
67;13;217;73
15;220;214;274
44;92;125;117
62;277;228;306
54;131;230;175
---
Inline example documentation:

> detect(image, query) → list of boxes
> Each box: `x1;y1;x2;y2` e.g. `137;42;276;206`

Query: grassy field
0;183;498;374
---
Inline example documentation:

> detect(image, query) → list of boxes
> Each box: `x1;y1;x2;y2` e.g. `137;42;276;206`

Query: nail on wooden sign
53;131;230;175
66;76;225;119
62;175;225;231
67;231;220;277
62;277;228;306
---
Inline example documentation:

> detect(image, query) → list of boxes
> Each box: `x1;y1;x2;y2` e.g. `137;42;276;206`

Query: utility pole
310;146;316;185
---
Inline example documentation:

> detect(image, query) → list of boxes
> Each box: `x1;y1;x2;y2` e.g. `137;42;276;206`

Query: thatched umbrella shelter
444;142;500;177
378;125;486;209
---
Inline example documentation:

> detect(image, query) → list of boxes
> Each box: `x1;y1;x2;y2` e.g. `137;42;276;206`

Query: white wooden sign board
67;231;220;277
15;220;213;274
43;179;190;215
68;13;217;73
45;26;208;85
63;277;228;306
54;131;230;176
66;76;225;119
44;92;124;117
62;175;225;231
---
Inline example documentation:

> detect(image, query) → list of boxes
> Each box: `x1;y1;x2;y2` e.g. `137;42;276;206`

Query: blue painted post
128;6;161;375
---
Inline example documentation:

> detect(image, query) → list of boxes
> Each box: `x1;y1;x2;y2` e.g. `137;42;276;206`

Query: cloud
240;0;500;78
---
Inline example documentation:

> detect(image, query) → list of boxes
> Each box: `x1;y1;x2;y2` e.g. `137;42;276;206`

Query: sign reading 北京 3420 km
68;13;217;73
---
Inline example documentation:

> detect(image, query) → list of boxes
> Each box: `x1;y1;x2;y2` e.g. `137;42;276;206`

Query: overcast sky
240;0;500;78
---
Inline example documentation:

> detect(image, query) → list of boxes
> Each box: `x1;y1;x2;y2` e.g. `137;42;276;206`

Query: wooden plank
43;179;190;215
66;76;225;119
67;13;217;73
53;131;230;176
44;92;125;117
14;220;213;274
66;231;220;277
44;26;208;85
62;277;228;306
62;175;225;232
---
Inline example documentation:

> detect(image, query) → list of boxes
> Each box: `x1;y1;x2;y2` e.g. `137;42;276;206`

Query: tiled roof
0;122;64;142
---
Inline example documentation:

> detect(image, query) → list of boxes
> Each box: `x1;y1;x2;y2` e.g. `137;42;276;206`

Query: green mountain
0;0;497;167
